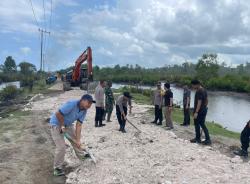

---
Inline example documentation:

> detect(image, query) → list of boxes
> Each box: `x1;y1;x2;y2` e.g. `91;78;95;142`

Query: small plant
0;85;20;101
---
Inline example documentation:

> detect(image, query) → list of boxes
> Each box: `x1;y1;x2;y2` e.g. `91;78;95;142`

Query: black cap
123;92;132;99
81;94;96;103
191;79;201;85
164;83;170;89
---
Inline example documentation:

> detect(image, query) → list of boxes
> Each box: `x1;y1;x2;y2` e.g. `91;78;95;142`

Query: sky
1;0;250;71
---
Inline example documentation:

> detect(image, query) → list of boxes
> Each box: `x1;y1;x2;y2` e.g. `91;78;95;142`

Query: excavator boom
72;47;93;81
63;47;93;91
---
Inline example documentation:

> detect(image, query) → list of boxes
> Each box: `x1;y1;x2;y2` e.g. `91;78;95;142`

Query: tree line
0;56;39;86
92;53;250;93
57;53;250;93
0;56;51;101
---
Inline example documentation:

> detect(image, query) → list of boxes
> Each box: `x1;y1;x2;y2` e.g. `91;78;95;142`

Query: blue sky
1;0;250;71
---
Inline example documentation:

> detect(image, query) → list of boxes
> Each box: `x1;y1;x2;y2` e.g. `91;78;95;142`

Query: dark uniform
193;88;210;142
183;88;191;125
116;94;131;132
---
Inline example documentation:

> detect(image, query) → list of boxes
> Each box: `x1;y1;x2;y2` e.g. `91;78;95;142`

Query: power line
28;0;39;28
42;0;47;30
49;0;53;31
44;0;53;71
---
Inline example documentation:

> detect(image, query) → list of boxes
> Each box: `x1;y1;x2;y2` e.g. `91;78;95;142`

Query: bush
0;85;20;101
20;75;34;91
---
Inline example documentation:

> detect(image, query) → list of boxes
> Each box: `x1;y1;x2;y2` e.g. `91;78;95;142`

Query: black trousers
241;122;250;151
154;105;163;123
116;105;127;130
95;107;105;126
194;108;210;141
183;107;190;125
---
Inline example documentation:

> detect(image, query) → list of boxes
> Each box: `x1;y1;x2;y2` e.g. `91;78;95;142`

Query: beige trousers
51;125;85;169
164;107;173;128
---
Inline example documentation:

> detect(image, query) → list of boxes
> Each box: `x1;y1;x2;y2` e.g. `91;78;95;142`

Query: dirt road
1;82;250;184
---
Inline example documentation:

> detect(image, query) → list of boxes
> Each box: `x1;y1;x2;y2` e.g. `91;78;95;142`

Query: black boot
95;121;98;127
234;149;248;157
201;139;212;145
99;121;106;127
157;122;162;125
190;138;201;143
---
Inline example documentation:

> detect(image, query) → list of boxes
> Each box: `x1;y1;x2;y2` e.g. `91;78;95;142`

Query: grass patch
113;87;152;105
172;108;240;139
21;79;52;95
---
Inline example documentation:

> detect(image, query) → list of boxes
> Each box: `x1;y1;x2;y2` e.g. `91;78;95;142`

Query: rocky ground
0;81;250;184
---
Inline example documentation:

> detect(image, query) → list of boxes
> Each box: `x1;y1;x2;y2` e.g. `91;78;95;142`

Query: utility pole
38;28;50;71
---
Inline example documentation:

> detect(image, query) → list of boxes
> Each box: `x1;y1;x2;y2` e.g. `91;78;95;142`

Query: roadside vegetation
0;56;54;102
115;86;240;140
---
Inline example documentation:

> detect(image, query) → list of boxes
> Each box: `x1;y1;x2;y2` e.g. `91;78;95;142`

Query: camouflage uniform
105;86;114;113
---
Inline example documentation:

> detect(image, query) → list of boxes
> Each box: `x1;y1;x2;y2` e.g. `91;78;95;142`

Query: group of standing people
151;80;211;145
94;80;132;133
151;82;174;130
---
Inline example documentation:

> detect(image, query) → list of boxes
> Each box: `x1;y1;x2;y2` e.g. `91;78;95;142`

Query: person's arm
152;91;155;105
186;97;190;109
168;92;173;110
170;98;173;107
159;92;163;109
75;121;82;148
128;99;132;114
194;100;202;119
55;111;65;131
100;88;105;107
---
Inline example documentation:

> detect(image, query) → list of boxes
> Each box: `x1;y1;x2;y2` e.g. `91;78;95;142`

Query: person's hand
168;106;172;111
122;113;127;120
60;126;66;133
76;140;82;149
193;112;198;119
185;106;189;110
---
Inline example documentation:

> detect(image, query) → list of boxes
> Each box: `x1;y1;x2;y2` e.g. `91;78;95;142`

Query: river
112;83;250;133
0;81;20;90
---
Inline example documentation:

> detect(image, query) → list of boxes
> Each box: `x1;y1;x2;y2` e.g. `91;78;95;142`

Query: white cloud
98;47;113;56
51;0;250;68
20;47;31;55
2;0;250;69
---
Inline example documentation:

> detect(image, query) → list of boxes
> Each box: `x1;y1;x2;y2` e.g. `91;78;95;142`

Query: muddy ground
0;81;250;184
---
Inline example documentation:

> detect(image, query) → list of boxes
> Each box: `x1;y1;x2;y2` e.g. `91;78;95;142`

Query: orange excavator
63;47;93;91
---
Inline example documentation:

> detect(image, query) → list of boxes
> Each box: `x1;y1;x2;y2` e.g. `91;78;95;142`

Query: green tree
19;61;36;75
3;56;17;72
19;62;36;90
195;53;219;83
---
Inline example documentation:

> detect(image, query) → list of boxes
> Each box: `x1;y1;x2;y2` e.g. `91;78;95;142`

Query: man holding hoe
49;94;95;176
